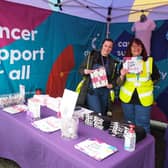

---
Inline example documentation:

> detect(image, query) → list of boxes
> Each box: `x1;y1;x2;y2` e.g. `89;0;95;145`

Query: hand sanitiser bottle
124;124;136;152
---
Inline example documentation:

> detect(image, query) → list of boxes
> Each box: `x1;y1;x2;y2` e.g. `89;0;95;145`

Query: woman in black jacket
77;38;119;116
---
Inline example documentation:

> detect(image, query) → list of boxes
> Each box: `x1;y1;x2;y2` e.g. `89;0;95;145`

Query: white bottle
19;84;25;103
124;125;136;152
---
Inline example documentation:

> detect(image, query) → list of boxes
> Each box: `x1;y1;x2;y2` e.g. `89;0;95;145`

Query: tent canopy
6;0;168;23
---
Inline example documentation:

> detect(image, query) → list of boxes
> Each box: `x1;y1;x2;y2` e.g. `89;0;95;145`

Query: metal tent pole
106;7;112;38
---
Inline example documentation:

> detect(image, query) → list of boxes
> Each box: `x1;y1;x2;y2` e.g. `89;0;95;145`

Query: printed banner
0;0;105;97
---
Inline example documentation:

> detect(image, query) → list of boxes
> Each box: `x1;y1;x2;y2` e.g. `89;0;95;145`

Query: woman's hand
84;69;93;75
120;68;128;80
106;84;113;89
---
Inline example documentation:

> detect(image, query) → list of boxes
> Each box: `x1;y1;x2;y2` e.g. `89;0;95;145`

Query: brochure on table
74;138;118;161
32;116;61;133
3;104;28;114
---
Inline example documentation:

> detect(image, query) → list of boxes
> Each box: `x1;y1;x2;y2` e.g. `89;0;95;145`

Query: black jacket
77;50;119;106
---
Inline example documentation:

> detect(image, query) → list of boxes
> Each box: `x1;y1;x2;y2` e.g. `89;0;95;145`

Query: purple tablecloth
0;107;155;168
164;126;168;168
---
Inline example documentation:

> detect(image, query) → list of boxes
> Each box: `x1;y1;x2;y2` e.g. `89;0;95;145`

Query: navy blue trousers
121;103;151;133
86;87;109;116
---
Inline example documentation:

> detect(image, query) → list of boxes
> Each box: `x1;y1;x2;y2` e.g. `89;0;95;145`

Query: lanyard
101;56;109;75
136;73;140;81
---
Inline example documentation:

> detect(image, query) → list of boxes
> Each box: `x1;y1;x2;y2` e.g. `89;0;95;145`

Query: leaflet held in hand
90;67;108;88
123;56;143;74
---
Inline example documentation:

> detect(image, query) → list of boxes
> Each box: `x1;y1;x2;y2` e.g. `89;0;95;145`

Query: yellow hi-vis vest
119;57;153;106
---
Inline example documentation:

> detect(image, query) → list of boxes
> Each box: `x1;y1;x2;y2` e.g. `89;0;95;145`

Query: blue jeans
86;87;109;116
121;103;151;133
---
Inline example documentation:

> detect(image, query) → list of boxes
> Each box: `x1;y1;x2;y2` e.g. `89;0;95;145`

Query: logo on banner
112;30;133;59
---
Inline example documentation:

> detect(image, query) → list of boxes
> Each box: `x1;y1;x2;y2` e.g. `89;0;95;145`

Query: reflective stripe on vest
110;90;115;102
120;87;132;96
146;57;153;73
126;77;149;82
138;91;153;98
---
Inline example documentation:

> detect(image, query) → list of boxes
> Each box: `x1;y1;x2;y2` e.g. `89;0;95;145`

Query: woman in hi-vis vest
117;38;160;133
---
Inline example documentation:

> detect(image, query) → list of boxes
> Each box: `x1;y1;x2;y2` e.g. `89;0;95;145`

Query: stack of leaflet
84;113;111;130
108;121;128;138
0;93;24;108
94;115;111;130
84;113;95;126
73;107;93;120
94;115;107;130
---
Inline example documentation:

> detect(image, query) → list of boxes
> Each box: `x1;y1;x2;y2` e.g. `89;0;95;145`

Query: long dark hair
101;38;114;47
125;38;148;61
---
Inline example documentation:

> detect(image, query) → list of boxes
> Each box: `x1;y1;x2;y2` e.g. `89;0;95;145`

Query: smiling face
125;38;147;61
101;40;113;56
131;42;143;57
